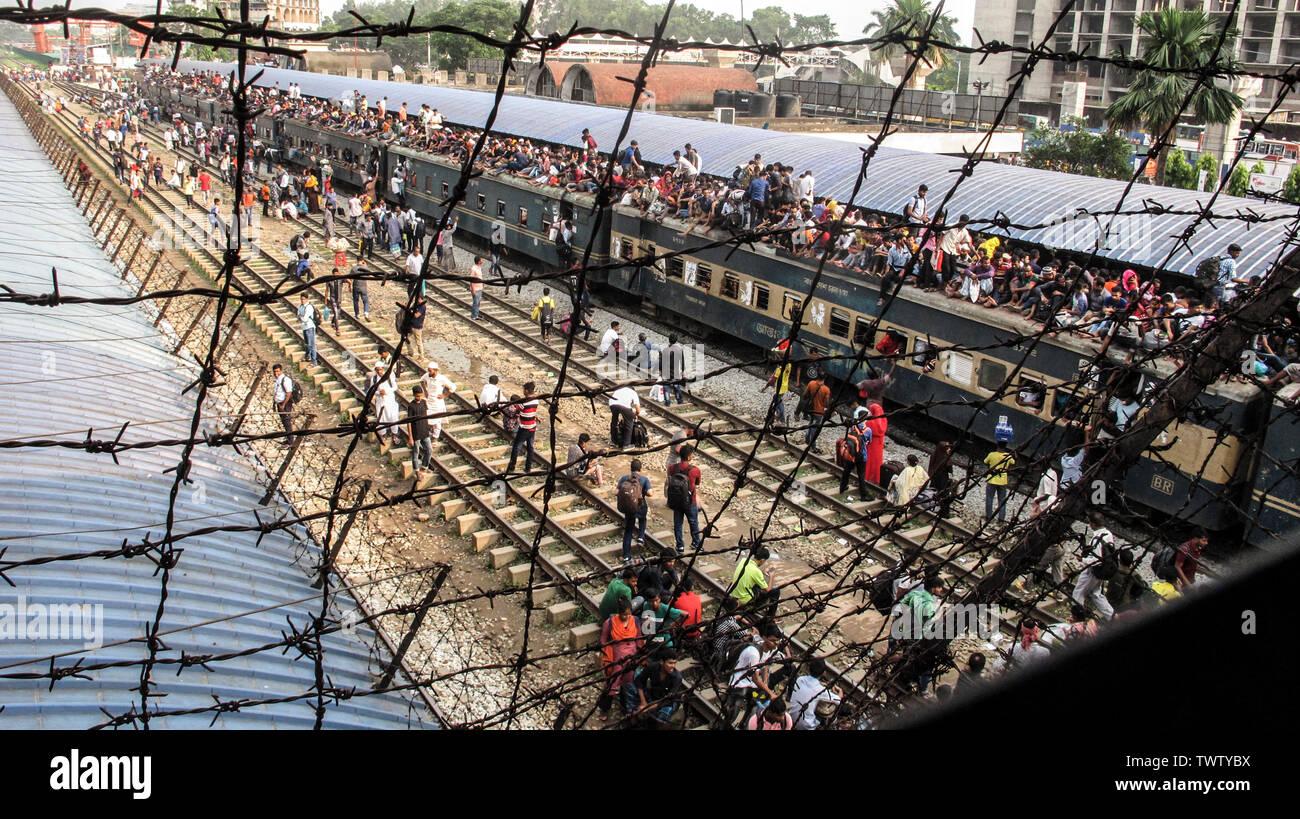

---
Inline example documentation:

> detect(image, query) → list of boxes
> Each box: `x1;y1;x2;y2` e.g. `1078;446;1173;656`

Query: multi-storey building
216;0;320;32
970;0;1295;121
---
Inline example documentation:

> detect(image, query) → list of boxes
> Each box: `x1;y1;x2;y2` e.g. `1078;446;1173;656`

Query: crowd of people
30;64;1244;728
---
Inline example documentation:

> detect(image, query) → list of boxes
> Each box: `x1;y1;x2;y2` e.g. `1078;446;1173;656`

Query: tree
926;51;969;92
793;15;838;44
862;0;959;90
1194;151;1219;191
1282;164;1300;203
1020;118;1135;181
1104;6;1242;187
167;2;230;62
1165;148;1196;189
1227;162;1251;197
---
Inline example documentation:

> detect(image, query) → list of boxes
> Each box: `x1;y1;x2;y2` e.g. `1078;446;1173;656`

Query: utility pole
972;79;990;127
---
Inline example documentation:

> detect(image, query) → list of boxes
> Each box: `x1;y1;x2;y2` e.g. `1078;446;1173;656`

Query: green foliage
1164;148;1196;189
1227;162;1251;197
926;51;969;92
1103;6;1243;186
326;0;516;70
534;1;837;44
863;0;959;70
1194;152;1219;191
1282;164;1300;203
1020;118;1135;181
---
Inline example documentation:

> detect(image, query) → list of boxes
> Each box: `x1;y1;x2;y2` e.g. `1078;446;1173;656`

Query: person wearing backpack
802;374;832;452
837;415;871;500
1072;548;1118;620
617;459;653;563
725;622;785;728
531;287;557;343
271;364;297;443
666;444;704;554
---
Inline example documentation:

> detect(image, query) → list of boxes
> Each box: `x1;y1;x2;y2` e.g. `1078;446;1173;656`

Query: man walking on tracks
350;267;370;321
666;444;704;554
532;287;557;343
608;384;640;449
271;364;296;444
505;382;539;475
661;335;688;405
326;269;343;333
408;385;434;479
801;373;831;453
468;257;484;320
297;293;318;366
617;459;653;564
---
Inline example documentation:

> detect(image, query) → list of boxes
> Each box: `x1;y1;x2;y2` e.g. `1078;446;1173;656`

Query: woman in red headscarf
864;402;887;484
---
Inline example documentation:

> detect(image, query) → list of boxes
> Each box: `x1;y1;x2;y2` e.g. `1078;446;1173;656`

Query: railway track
38;76;1086;719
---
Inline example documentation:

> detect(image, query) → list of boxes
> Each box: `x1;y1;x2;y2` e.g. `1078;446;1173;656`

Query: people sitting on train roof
137;67;1300;379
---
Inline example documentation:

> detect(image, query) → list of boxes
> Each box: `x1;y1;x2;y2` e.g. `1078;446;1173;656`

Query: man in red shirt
667;444;704;554
505;381;538;474
1175;531;1208;586
672;576;704;645
198;170;212;206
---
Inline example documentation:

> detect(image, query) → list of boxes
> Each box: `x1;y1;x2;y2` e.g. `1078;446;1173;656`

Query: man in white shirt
797;170;815;203
271;363;295;440
347;195;363;232
789;659;842;730
406;248;424;281
479;374;504;408
598;321;623;357
726;623;783;726
297;294;317;365
421;361;457;399
904;183;929;225
609;384;641;448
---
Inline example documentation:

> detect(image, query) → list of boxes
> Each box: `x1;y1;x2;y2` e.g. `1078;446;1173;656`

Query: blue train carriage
607;204;1263;531
390;145;610;273
1244;383;1300;549
278;118;382;189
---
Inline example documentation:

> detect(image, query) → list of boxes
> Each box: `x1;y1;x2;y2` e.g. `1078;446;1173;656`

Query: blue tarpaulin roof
0;88;434;729
164;58;1300;283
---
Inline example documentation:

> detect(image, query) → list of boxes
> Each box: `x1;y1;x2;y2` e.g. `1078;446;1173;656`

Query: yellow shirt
732;559;768;605
773;364;791;395
984;451;1014;486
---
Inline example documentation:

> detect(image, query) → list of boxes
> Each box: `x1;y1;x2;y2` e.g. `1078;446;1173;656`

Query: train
137;62;1300;550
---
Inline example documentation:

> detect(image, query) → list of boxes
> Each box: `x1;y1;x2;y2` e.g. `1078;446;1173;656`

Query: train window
1052;389;1085;420
666;257;684;280
912;339;938;372
424;176;432;194
518;206;529;227
477;193;486;212
541;209;554;235
618;236;635;262
978;359;1007;392
560;201;575;222
721;272;740;299
497;199;507;217
754;284;770;312
442;181;450;198
695;264;712;292
829;308;851;339
783;292;803;320
853;318;875;349
945;352;974;386
1016;380;1046;410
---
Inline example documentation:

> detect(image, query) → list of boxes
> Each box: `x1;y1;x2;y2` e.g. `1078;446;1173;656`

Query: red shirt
675;590;703;637
199;173;211;191
517;398;538;432
669;462;700;506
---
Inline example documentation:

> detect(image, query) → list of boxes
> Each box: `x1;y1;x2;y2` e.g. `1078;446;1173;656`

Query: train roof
158;59;1300;283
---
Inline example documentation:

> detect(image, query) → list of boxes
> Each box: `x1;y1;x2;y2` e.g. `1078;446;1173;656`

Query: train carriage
392;145;610;271
142;58;1300;542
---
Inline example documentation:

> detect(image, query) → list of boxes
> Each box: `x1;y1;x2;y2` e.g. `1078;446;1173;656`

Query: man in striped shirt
505;381;538;474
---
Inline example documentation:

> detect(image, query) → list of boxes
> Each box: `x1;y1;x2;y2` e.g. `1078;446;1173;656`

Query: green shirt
901;587;938;623
598;578;633;622
732;559;769;605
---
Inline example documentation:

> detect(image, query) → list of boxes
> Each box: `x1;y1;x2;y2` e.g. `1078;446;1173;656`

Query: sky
68;0;978;46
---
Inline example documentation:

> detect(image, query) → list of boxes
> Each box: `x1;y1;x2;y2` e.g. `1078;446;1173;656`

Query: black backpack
1151;544;1180;582
290;378;303;404
632;420;649;449
1194;255;1223;290
867;569;901;614
711;630;754;678
665;465;692;512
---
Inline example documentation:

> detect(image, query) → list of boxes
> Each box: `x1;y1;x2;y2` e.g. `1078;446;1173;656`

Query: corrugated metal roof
0;90;434;729
164;59;1300;280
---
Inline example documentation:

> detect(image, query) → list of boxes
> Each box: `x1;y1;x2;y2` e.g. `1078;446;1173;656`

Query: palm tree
1104;5;1242;187
863;0;959;90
